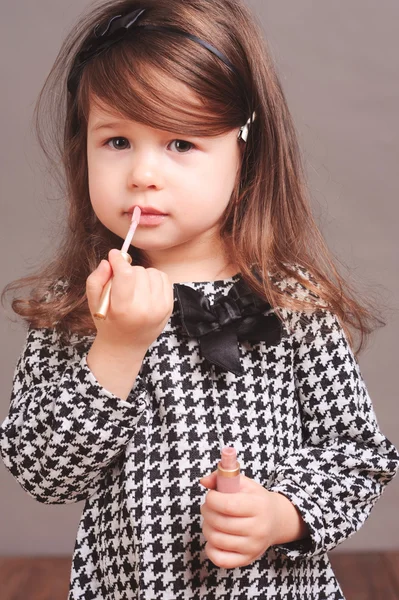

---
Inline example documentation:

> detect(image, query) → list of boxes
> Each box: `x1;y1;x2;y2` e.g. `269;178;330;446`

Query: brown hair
2;0;385;354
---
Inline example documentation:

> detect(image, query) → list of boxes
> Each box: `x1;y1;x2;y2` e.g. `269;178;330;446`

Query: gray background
1;0;398;555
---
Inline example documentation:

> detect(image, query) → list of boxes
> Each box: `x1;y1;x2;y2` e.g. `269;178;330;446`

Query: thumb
108;248;132;273
199;470;218;489
236;473;261;493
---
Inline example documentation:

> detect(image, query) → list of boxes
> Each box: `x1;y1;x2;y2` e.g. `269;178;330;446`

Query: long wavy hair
2;0;385;353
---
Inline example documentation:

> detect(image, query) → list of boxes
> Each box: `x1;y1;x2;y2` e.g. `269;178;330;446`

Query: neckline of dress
173;272;242;287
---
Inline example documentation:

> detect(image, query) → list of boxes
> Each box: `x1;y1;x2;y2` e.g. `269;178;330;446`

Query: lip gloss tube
216;447;240;493
93;206;141;320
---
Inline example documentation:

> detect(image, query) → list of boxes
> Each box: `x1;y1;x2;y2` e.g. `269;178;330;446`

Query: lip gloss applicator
216;447;241;493
94;206;141;320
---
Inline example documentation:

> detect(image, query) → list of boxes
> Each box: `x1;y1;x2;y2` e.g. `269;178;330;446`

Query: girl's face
87;101;243;280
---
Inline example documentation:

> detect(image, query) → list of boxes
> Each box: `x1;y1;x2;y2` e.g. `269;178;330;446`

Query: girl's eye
104;137;194;153
106;137;130;150
169;140;194;153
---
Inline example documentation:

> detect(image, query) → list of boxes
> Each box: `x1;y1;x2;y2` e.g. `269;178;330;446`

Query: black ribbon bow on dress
174;277;283;375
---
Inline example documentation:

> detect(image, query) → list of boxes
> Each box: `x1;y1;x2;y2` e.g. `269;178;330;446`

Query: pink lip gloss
139;213;167;226
216;447;241;493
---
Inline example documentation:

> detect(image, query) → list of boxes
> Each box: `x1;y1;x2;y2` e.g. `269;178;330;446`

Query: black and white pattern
1;269;398;599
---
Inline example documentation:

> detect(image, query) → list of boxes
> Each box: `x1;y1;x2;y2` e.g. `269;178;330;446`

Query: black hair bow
67;7;239;94
67;9;146;93
173;277;283;375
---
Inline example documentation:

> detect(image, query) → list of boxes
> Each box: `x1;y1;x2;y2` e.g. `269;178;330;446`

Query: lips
127;205;167;215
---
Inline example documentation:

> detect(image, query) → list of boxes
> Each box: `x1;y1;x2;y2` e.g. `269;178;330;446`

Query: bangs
77;30;244;136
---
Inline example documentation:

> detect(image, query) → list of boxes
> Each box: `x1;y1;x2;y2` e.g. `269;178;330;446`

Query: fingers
86;259;112;315
108;252;173;319
151;269;175;318
202;523;248;553
203;489;255;517
201;501;253;536
205;542;253;569
111;265;149;314
161;270;175;311
108;248;133;274
86;250;174;351
199;470;218;488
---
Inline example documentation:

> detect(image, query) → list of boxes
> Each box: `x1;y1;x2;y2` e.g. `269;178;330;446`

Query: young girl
1;0;398;598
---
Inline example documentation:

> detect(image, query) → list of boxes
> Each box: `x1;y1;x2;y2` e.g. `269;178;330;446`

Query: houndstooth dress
1;269;399;600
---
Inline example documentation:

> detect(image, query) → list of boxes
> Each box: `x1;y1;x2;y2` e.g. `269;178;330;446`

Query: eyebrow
90;121;127;132
89;121;207;142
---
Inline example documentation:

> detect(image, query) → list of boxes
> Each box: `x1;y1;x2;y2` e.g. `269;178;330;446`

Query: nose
127;150;164;190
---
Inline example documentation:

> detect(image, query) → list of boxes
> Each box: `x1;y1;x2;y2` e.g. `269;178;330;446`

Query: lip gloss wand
216;446;241;493
93;206;141;320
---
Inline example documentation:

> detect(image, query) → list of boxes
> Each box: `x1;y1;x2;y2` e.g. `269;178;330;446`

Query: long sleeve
269;306;399;559
0;327;149;504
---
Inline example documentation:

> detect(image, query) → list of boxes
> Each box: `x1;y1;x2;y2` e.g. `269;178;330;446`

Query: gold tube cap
217;461;240;478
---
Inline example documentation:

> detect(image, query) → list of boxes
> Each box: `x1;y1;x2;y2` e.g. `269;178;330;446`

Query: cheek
204;147;240;193
87;174;113;223
87;146;117;188
88;174;103;214
198;160;238;208
87;159;115;210
88;159;108;189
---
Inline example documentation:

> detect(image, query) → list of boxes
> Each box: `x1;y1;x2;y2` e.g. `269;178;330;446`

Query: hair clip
238;112;256;142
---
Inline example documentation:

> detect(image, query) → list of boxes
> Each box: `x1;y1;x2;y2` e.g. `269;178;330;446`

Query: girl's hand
86;249;174;353
199;471;280;569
